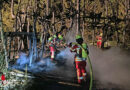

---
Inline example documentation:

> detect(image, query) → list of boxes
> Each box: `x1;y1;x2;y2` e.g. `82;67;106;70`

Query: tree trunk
0;12;8;68
46;0;50;16
76;0;80;35
11;0;15;18
52;11;55;33
27;17;30;49
62;0;65;11
82;0;85;39
33;15;38;61
116;0;119;45
101;0;108;48
92;29;95;45
123;0;129;47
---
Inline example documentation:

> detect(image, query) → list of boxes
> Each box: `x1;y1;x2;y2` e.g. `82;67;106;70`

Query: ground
1;46;130;90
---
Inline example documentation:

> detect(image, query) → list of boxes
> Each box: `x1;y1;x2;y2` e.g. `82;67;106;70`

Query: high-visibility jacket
58;35;63;40
70;43;89;60
82;43;89;59
48;37;53;43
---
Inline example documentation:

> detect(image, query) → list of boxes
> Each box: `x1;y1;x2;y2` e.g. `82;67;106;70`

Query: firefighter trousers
75;61;87;83
97;41;102;48
49;46;55;60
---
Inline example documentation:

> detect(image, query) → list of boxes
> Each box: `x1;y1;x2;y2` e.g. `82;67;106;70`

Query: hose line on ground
86;55;93;90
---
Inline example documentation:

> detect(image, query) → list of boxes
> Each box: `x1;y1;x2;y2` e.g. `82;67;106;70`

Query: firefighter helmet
58;34;63;40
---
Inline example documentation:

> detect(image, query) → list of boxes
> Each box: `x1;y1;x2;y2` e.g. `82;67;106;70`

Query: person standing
96;33;103;48
68;35;89;84
48;36;55;61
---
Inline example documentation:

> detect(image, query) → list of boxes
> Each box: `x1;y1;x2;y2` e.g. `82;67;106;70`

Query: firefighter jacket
69;43;89;61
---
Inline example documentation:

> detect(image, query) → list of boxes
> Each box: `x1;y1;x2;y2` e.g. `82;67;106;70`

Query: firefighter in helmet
58;33;66;48
48;36;55;61
68;35;89;84
96;33;103;48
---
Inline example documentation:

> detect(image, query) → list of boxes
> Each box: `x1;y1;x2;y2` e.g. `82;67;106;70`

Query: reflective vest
58;35;63;40
75;43;88;60
82;43;88;59
48;37;53;42
75;56;82;61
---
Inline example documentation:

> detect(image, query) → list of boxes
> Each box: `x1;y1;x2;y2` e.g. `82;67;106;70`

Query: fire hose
71;43;93;90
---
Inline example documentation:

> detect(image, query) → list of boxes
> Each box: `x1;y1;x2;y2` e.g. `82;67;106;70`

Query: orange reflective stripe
78;77;83;80
83;73;86;76
51;51;55;58
98;40;102;41
75;57;82;61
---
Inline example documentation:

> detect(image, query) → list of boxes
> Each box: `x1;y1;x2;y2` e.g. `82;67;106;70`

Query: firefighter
53;35;57;45
48;36;55;61
68;35;89;84
58;34;66;48
97;33;103;48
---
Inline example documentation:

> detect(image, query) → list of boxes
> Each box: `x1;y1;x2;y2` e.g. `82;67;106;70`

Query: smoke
12;52;56;73
89;46;130;89
64;21;130;89
47;48;76;80
65;22;76;44
10;47;77;81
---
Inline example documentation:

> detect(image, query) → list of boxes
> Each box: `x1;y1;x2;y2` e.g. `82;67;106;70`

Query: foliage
0;0;129;47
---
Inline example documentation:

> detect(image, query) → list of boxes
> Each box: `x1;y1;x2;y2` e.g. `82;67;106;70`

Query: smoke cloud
89;46;130;89
10;48;77;81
